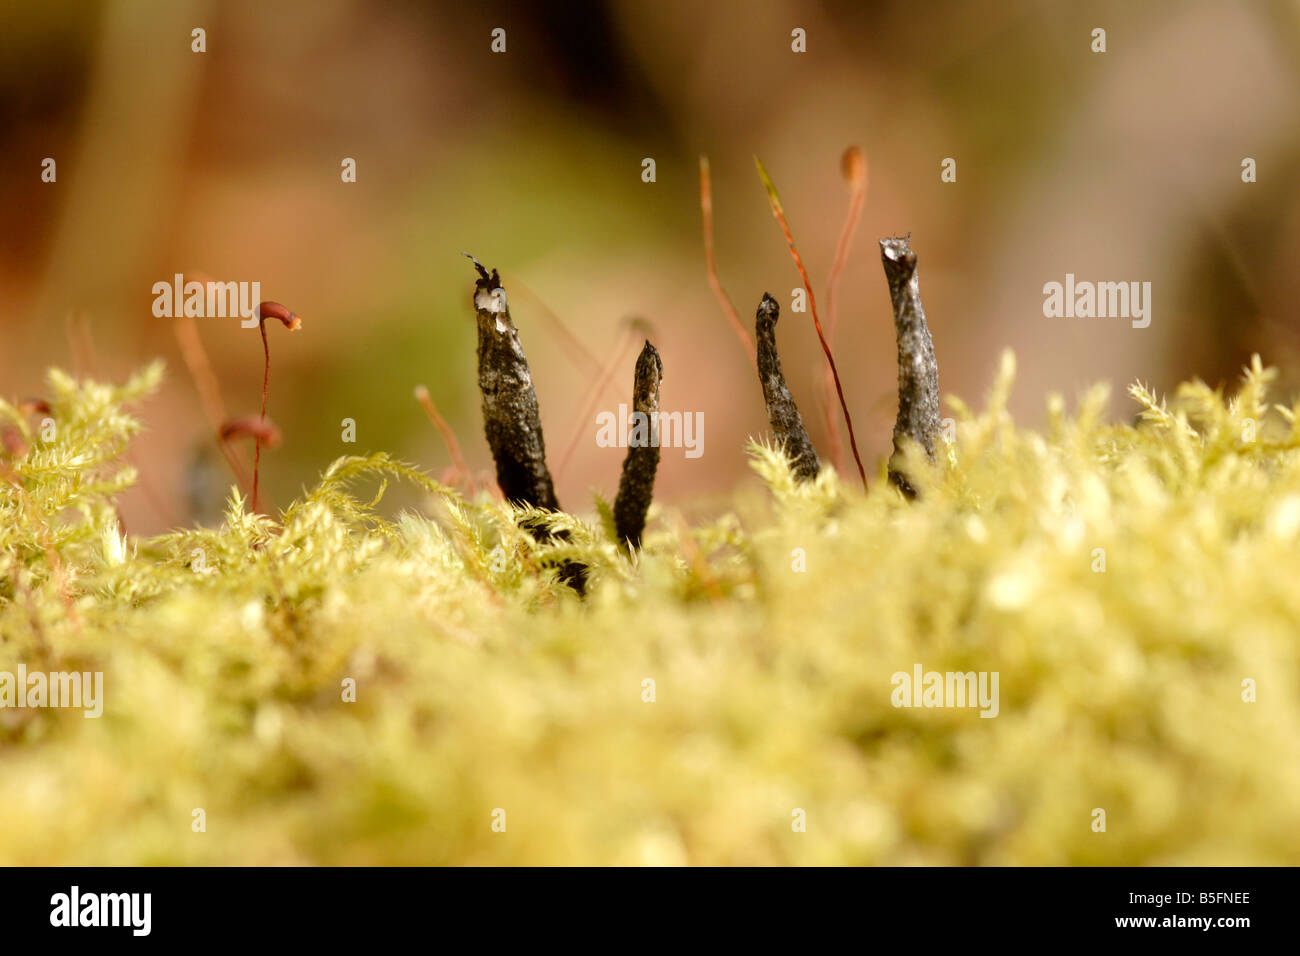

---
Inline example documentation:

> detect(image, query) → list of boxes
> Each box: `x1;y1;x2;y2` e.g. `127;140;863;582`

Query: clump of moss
1;353;1298;864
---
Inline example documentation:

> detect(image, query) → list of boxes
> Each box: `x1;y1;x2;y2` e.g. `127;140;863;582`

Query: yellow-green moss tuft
1;352;1297;864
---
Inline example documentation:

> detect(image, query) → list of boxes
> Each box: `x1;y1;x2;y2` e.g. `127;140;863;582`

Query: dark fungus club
879;235;941;499
466;253;560;511
466;254;587;593
754;292;820;483
463;229;943;590
613;340;663;549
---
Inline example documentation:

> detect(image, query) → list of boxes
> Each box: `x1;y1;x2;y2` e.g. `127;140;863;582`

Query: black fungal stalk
879;235;941;498
467;254;560;510
466;254;587;593
754;292;820;482
613;341;663;549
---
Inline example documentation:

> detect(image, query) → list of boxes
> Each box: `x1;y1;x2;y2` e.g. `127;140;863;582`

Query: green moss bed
1;353;1297;864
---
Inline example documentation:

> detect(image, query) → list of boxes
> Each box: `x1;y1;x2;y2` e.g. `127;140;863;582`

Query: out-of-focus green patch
1;353;1297;865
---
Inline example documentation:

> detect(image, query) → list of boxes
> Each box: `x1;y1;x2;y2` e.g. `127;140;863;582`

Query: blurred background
3;0;1300;532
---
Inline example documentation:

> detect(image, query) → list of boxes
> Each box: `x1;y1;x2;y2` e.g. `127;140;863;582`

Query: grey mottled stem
613;341;663;549
879;235;941;498
467;255;586;593
468;255;560;510
755;292;820;482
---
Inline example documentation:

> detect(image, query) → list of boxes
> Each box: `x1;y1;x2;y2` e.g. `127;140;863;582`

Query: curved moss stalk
253;301;301;514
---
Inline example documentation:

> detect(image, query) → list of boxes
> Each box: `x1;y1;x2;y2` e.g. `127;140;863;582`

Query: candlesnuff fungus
466;253;559;510
879;235;941;498
465;254;586;593
613;340;663;549
754;292;820;482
